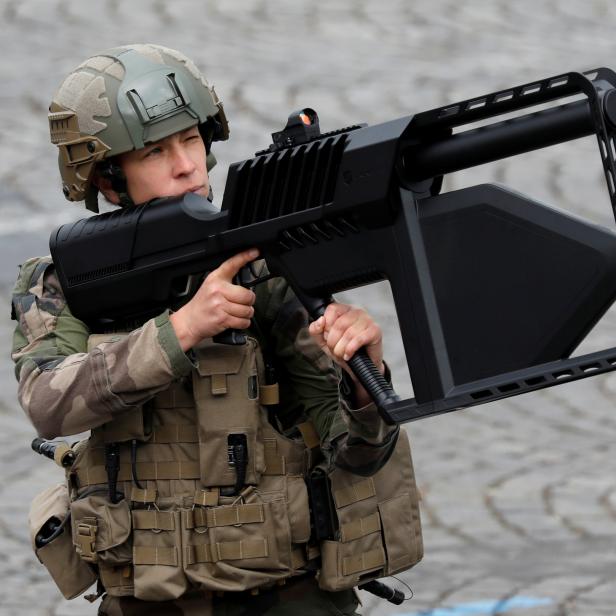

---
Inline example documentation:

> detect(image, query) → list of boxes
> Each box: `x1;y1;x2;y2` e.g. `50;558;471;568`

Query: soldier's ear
92;172;120;205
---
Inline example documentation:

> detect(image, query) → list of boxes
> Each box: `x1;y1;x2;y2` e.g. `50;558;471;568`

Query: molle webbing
130;487;158;504
133;509;175;531
151;382;194;408
343;547;386;576
75;460;201;487
333;478;376;508
134;546;178;566
186;539;269;564
340;512;381;542
150;424;198;443
186;544;307;568
95;424;199;449
77;435;301;487
187;503;264;529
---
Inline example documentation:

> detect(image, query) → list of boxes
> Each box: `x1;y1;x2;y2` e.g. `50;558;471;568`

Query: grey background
1;1;615;614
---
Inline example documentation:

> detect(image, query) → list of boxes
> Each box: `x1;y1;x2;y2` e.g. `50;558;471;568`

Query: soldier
12;45;422;615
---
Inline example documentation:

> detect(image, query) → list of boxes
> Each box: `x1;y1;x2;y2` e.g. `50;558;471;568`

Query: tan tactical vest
31;335;423;601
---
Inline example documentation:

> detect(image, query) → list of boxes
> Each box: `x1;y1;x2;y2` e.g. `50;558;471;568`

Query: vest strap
98;563;134;590
186;503;265;529
297;421;320;450
185;543;211;565
75;517;98;563
193;488;219;507
211;373;227;395
263;439;285;475
208;503;264;527
130;487;157;504
188;507;209;529
290;546;308;570
259;383;280;406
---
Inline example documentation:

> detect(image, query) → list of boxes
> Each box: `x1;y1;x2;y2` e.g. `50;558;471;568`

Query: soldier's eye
144;146;163;157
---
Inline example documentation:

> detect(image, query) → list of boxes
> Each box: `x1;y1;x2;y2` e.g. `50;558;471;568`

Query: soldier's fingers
330;311;382;360
341;323;382;361
322;303;352;333
212;249;260;281
308;316;326;345
223;315;253;331
224;301;255;320
325;307;368;347
220;280;256;306
331;319;371;360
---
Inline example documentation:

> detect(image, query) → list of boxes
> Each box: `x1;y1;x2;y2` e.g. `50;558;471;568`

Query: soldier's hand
308;303;384;398
170;249;259;351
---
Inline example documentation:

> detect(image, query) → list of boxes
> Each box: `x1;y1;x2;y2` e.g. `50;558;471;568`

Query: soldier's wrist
341;360;390;409
169;309;200;352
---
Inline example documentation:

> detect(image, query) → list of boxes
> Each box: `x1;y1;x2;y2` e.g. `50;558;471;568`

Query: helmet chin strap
96;159;135;208
118;192;135;208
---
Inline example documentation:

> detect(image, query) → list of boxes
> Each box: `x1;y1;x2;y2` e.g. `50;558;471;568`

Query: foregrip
307;301;399;423
347;349;399;422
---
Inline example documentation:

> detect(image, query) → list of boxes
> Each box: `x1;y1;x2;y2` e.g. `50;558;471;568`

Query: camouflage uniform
12;255;399;614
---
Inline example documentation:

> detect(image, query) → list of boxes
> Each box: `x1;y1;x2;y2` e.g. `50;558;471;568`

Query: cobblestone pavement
1;1;616;614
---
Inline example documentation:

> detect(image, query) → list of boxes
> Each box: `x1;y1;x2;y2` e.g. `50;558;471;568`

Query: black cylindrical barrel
402;99;595;183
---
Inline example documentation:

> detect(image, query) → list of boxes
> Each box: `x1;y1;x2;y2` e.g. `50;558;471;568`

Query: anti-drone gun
50;68;616;425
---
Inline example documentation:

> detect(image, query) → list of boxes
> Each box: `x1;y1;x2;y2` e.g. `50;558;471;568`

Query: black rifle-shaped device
50;68;616;424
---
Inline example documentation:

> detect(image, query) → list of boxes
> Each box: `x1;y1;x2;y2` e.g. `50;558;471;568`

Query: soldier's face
118;125;210;204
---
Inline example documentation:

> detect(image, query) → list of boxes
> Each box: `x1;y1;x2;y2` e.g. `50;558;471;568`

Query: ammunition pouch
29;483;97;599
314;430;423;592
70;493;133;565
192;337;265;488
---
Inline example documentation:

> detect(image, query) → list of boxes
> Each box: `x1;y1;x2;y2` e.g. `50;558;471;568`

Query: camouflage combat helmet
48;44;229;212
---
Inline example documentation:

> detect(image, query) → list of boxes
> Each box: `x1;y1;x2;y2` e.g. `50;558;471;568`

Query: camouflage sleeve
11;257;194;439
253;263;398;476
